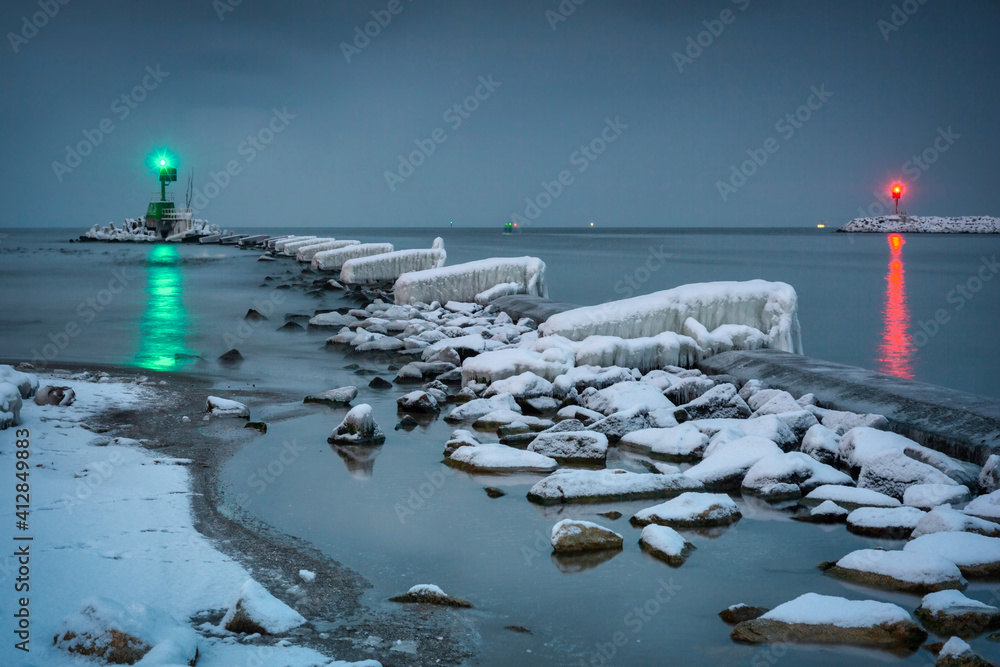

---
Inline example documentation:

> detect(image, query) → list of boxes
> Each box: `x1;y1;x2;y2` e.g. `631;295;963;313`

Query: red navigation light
892;184;902;199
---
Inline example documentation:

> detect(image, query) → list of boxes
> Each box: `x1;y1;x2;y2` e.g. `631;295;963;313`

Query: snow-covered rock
585;406;653;441
964;490;1000;522
0;364;38;398
936;635;991;666
389;584;472;607
579;381;674;416
483;371;553;399
858;448;958;500
527;431;608;461
304;386;358;405
308;311;359;328
474;281;524;305
673;383;750;422
805;500;849;523
808;406;889;435
555;405;605;426
639;525;694;566
915;590;1000;639
221;579;306;634
742;451;852;499
443;429;480;456
692;415;798;451
206;396;250;418
327;404;386;445
341;239;446;285
394;256;547;305
526;468;703;505
845;506;925;539
684;435;783;491
902;484;971;510
618;424;709;461
396;390;439;414
312;243;394;271
54;597;199;665
630;492;741;528
295;239;360;261
662;375;715;404
905;533;1000;578
804;485;901;509
729;593;927;650
910;507;1000;539
979;455;1000;493
828;549;966;594
550;519;623;553
538;280;802;354
462;347;574;385
447;443;557;473
444;393;520;422
800;424;842;465
0;382;22;429
564;331;702;373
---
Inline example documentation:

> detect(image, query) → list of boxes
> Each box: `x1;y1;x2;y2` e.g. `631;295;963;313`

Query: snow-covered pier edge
839;215;1000;233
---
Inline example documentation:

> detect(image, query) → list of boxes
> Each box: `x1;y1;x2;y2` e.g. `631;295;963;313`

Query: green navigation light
133;244;195;372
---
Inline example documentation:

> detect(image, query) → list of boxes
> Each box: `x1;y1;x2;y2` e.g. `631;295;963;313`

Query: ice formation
538;280;802;354
341;238;447;285
312;243;394;271
296;239;361;261
393;256;548;306
282;237;335;256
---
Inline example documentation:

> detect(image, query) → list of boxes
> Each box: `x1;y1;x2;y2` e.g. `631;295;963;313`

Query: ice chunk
312;243;394;270
474;281;524;305
341;239;447;285
394;256;547;305
538;280;802;354
567;332;702;372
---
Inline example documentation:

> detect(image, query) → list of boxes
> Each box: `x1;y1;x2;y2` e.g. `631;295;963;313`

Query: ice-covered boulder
691;415;798;451
221;579;306;634
979;455;1000;493
915;590;1000;638
528;431;608;461
663;375;715;404
538;280;802;354
741;451;853;499
312;242;394;270
304;386;358;405
673;383;750;422
630;491;741;528
550;519;623;553
327;404;386;445
341;239;446;285
579;381;674;416
804;485;901;510
803;500;849;523
462;347;574;385
911;507;1000;539
446;443;557;473
295;239;360;261
308;311;358;328
730;593;927;650
964;490;1000;522
474;281;525;305
483;371;553;399
443;429;480;456
0;382;23;429
0;365;38;398
396;390;439;414
903;484;971;510
565;331;702;372
684;435;782;492
826;548;966;594
618;424;709;461
54;597;199;665
389;583;472;607
526;468;703;505
845;506;925;539
282;236;334;256
809;406;889;435
585;406;654;441
904;533;1000;578
800;424;842;466
206;396;250;418
639;525;694;566
444;393;520;422
394;256;547;305
555;405;605;426
858;449;958;500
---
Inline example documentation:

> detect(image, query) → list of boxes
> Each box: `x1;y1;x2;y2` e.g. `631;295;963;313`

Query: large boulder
618;424;708;462
526;468;703;505
630;492;741;528
730;593;926;651
327;404;386;445
857;449;958;500
904;533;1000;578
826;548;966;594
683;435;782;492
528;431;608;462
741;451;852;499
911;507;1000;539
915;590;1000;638
550;519;623;553
0;365;38;398
396;390;439;414
304;386;358;405
845;506;925;539
673;383;750;422
0;382;23;429
446;443;557;473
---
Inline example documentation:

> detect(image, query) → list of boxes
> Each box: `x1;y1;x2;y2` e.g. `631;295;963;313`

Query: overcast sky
1;0;997;228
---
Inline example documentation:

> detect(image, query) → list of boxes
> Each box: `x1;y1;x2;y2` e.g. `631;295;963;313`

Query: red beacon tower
891;183;903;214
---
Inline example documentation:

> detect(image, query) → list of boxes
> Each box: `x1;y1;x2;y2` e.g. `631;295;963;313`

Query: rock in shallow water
719;604;769;625
304;386;358;406
389;584;472;608
328;404;385;445
915;590;1000;638
550;519;623;553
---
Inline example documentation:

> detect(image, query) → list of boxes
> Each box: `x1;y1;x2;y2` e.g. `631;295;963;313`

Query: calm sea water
2;227;999;665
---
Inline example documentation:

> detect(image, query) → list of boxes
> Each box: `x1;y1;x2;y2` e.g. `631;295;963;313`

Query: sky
1;0;997;229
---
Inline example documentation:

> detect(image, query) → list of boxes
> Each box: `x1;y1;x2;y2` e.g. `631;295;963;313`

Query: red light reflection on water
877;234;915;379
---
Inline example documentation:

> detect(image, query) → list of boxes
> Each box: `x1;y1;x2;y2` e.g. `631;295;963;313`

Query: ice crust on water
341;238;447;285
394;256;548;305
538;280;802;354
312;243;394;270
759;593;913;628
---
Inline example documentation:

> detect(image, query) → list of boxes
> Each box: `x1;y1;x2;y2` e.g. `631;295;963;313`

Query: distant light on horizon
817;223;826;228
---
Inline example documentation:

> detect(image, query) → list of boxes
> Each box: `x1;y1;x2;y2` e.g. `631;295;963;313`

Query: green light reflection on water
134;244;194;371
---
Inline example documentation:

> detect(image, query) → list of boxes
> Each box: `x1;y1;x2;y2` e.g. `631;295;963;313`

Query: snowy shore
839;215;1000;233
